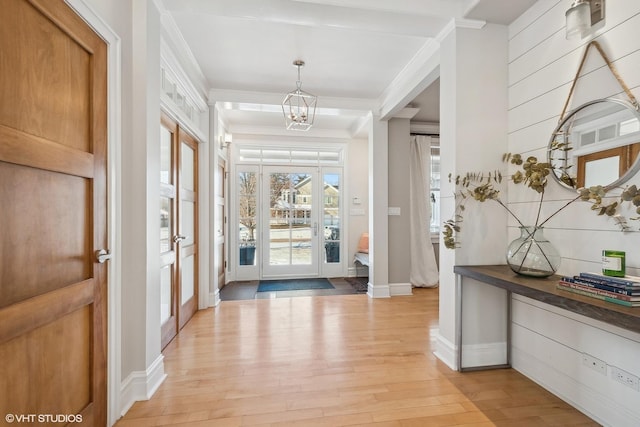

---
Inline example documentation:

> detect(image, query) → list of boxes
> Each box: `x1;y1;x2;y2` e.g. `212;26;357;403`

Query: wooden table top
454;264;640;335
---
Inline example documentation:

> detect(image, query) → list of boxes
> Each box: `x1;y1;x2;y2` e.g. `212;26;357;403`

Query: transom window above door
237;147;343;165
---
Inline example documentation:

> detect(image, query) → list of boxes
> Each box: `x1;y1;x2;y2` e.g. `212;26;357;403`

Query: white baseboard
119;354;167;417
461;342;507;368
367;283;390;298
210;289;221;307
389;282;413;296
362;282;412;297
513;347;639;427
433;331;458;371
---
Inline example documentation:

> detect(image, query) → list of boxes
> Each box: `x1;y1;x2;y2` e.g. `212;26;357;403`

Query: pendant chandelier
282;60;317;131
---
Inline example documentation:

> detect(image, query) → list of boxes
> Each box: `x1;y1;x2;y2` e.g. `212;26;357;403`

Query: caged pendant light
282;60;317;131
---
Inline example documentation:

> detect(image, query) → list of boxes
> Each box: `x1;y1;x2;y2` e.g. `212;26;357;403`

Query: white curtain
409;135;439;288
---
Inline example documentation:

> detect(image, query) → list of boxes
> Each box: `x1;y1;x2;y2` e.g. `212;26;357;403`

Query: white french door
233;148;344;281
262;166;319;278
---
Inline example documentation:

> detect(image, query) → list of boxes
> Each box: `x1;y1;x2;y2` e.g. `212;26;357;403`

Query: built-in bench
353;232;369;276
354;251;369;267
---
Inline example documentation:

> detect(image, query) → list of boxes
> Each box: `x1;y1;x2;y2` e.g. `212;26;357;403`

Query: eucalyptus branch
534;189;545;227
493;198;527;228
537;194;582;228
442;154;640;251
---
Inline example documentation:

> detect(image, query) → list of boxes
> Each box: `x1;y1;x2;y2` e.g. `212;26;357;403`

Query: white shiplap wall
507;1;640;425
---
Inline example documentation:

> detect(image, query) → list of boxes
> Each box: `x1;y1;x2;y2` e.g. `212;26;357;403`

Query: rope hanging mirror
558;40;639;122
548;40;640;191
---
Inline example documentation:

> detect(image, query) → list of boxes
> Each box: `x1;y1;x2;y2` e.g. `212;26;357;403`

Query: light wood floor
116;289;599;426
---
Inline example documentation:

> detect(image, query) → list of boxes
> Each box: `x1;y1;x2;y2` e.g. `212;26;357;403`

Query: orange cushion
357;232;369;253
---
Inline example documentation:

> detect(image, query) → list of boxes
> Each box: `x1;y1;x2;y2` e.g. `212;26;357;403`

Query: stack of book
557;272;640;307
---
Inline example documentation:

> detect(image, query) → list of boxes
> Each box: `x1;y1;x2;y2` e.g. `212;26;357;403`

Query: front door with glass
234;148;344;281
262;167;319;278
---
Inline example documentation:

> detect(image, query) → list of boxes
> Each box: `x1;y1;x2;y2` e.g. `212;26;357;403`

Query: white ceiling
160;0;537;138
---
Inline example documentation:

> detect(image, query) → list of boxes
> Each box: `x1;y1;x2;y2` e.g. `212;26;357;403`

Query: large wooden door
0;0;107;425
160;117;198;348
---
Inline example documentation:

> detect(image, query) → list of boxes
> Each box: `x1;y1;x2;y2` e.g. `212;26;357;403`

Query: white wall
347;138;369;276
388;118;412;285
437;23;509;369
84;0;164;390
507;1;640;425
368;116;390;297
82;0;165;418
75;0;213;421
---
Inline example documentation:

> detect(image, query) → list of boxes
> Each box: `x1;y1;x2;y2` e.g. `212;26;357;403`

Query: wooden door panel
0;125;95;177
0;0;92;151
0;307;92;416
0;0;107;425
0;162;91;307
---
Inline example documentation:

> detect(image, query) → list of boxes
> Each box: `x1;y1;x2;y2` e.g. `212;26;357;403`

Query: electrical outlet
582;353;606;375
611;366;640;391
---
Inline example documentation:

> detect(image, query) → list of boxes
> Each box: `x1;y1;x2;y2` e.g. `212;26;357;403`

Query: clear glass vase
506;226;560;277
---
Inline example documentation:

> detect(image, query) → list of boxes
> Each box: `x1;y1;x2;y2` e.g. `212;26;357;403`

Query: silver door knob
173;234;187;243
95;249;112;263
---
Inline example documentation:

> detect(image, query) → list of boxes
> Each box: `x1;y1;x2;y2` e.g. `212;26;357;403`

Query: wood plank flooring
116;288;599;426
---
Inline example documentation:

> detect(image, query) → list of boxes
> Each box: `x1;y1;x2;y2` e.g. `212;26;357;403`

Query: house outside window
430;143;440;233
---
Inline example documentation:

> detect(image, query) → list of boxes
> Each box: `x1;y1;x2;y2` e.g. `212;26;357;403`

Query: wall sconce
566;0;605;40
219;132;232;150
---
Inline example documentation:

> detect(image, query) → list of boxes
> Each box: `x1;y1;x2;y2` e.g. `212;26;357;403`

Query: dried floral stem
493;199;526;228
537;194;582;228
443;154;640;250
534;190;545;227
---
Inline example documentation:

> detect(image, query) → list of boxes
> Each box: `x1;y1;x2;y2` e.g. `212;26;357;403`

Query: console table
454;265;640;371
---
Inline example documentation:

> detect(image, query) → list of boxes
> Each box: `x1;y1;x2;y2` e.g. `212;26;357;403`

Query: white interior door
262;166;319;278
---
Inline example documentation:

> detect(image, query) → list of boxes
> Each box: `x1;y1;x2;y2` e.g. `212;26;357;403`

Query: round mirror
548;98;640;190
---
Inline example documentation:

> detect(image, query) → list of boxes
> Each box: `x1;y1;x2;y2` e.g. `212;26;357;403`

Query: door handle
95;249;112;263
313;222;318;236
173;234;188;243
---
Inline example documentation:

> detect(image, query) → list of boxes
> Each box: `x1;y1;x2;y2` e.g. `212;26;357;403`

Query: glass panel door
262;167;318;277
238;171;258;266
178;129;198;330
322;172;341;264
215;158;226;289
160;114;178;349
160;114;199;348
